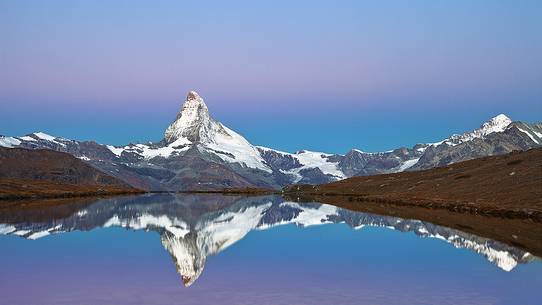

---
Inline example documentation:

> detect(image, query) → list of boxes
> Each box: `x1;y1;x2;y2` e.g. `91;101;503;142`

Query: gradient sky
1;1;541;153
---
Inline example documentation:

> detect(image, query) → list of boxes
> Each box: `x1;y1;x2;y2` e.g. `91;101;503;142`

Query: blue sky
1;0;541;153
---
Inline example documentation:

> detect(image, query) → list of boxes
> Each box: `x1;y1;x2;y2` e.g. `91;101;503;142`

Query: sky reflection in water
0;194;540;305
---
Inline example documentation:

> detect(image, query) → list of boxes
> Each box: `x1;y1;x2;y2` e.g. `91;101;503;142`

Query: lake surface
0;194;540;305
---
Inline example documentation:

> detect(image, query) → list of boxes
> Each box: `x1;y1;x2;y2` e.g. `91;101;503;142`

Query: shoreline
0;189;146;201
287;195;542;257
3;188;540;222
282;192;542;222
1;191;540;257
2;190;541;223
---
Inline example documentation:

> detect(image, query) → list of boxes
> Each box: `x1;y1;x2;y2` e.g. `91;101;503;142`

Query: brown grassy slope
0;148;142;200
284;148;542;220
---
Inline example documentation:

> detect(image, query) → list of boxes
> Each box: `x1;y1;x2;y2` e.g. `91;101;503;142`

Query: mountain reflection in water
0;194;536;286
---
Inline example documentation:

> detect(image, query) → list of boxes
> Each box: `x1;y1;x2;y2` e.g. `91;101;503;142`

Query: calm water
0;194;540;305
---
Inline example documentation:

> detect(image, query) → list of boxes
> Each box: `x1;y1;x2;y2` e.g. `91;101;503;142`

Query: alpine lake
0;193;540;305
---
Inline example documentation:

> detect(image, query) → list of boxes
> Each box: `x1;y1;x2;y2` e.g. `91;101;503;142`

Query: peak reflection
0;194;535;286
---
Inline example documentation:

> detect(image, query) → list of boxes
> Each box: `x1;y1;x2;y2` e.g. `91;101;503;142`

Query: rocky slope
1;91;540;190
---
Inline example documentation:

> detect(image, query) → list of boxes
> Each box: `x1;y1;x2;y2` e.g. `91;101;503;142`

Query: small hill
0;148;142;200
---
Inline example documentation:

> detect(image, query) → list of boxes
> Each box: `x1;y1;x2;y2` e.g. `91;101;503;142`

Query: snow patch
517;127;540;144
257;145;290;155
107;145;124;157
27;231;51;240
19;136;36;141
0;136;21;148
396;158;420;172
416;146;427;152
205;124;272;173
104;213;190;238
108;138;192;160
278;202;339;227
13;230;31;236
0;224;16;235
31;132;67;147
34;132;57;141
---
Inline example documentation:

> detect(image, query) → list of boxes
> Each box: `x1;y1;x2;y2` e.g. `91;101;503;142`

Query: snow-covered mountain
444;114;513;145
1;91;541;190
410;115;542;170
0;194;535;286
259;112;541;178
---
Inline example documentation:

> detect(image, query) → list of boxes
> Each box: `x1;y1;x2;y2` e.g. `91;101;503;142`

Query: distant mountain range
1;91;541;191
0;194;534;286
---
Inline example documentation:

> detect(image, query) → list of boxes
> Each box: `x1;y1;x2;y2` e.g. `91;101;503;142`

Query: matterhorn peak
164;90;213;144
160;90;272;173
186;90;201;101
180;90;207;113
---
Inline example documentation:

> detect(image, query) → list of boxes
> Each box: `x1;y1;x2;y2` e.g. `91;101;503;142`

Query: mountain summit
445;114;513;145
164;90;215;143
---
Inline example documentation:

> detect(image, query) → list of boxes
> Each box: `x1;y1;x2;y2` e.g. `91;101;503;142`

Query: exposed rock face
337;147;424;176
296;167;335;184
258;148;301;170
1;90;541;191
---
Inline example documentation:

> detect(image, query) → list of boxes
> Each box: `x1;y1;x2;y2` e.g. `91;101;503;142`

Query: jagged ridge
1;91;541;190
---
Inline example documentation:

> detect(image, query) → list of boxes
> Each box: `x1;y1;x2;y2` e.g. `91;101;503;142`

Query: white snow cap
468;113;512;139
484;114;512;132
33;132;57;141
164;90;212;143
0;136;21;148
